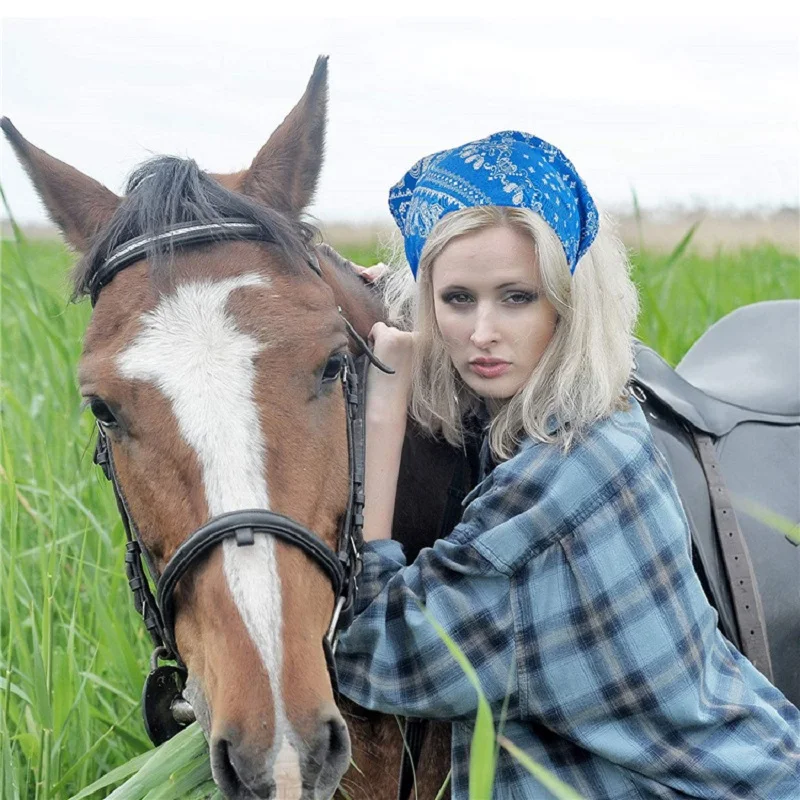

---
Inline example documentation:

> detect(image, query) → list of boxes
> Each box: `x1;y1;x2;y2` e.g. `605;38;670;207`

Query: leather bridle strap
333;353;368;636
157;510;347;657
94;427;168;650
89;219;271;304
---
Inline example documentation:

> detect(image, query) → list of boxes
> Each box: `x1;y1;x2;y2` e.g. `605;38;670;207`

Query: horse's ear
237;56;328;217
1;117;120;252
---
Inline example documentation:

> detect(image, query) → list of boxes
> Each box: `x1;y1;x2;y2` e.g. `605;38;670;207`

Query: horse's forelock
72;156;317;302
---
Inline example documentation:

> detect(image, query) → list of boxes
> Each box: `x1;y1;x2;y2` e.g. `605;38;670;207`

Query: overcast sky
2;15;798;227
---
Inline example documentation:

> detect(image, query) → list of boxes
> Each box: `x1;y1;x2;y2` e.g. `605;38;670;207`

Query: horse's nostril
211;736;275;800
211;738;240;797
310;709;351;794
325;716;349;764
310;716;346;766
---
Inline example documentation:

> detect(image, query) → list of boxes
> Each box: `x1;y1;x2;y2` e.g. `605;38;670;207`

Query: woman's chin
460;372;522;401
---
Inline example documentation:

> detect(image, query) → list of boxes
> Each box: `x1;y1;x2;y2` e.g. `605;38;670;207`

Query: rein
90;219;386;744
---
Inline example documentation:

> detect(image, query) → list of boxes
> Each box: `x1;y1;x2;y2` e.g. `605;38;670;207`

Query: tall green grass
1;238;156;800
1;233;798;799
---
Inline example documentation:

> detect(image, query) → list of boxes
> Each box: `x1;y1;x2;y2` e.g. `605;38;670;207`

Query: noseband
90;219;389;744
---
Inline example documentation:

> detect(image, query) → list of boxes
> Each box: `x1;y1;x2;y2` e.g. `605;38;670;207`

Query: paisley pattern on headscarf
388;131;599;277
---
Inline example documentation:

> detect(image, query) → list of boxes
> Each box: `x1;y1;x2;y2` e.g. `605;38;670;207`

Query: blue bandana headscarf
388;131;599;277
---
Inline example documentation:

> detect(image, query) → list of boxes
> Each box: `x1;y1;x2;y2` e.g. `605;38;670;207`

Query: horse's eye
321;354;345;383
89;397;117;426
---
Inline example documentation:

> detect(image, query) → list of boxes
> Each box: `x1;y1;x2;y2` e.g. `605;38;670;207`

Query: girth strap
692;432;774;681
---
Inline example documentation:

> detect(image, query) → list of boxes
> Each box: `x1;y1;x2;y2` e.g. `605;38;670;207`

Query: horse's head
2;58;381;799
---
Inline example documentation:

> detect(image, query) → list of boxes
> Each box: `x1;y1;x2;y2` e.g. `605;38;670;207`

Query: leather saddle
632;299;800;708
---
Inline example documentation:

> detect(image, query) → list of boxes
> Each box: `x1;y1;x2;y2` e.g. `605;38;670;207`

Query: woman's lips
469;360;510;378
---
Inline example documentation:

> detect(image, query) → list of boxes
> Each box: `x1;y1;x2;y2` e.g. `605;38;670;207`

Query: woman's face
431;223;558;400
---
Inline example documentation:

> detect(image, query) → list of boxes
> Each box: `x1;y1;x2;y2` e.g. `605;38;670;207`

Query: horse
2;58;460;799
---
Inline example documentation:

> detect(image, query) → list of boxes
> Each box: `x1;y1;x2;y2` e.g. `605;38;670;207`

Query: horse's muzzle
210;705;351;800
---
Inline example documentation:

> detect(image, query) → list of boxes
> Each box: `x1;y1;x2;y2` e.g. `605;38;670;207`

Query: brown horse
2;59;466;799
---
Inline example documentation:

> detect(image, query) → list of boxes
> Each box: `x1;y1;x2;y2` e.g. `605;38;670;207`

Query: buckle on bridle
328;541;362;651
326;595;347;650
93;428;111;480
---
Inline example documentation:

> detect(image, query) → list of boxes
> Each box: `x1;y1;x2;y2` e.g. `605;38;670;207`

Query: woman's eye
321;354;345;383
89;397;117;426
504;291;538;304
442;292;473;305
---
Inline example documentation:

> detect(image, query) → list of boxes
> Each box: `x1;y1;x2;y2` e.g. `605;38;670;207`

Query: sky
2;12;798;228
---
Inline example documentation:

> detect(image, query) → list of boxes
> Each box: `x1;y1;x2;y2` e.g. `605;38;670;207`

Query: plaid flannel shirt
335;400;800;799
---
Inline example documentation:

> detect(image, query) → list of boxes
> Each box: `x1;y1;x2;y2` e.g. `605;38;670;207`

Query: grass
1;232;798;799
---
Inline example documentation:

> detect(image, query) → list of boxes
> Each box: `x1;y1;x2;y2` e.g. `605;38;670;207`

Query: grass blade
630;187;644;254
497;736;584;800
733;496;800;546
664;219;702;268
418;605;496;800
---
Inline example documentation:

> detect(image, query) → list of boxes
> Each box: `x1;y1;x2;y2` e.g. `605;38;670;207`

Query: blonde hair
379;206;639;458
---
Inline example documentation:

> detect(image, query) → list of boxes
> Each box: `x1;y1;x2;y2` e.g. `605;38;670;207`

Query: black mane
73;156;315;300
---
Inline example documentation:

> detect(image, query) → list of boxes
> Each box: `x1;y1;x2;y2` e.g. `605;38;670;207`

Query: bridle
89;218;391;745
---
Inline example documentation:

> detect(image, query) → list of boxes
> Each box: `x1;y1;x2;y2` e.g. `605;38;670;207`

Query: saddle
632;300;800;708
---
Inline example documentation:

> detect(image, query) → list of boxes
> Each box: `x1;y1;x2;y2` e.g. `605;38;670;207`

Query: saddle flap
677;300;800;419
633;335;798;437
633;344;728;436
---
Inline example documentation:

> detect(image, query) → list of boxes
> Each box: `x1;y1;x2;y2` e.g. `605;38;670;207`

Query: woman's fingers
353;262;388;283
369;323;415;365
366;324;416;420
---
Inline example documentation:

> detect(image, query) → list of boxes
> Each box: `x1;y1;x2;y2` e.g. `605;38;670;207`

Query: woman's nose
469;308;500;348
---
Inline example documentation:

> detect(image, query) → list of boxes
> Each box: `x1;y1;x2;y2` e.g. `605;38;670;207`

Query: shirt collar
461;413;563;508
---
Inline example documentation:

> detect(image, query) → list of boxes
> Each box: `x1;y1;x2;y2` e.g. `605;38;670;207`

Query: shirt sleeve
334;474;521;721
514;439;800;798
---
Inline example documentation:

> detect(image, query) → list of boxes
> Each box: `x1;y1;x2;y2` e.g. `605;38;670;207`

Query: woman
335;131;799;799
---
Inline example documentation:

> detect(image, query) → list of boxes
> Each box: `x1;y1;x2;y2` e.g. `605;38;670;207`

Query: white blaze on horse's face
117;274;303;795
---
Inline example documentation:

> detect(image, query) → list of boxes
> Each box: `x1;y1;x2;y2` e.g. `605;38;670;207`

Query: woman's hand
365;322;416;427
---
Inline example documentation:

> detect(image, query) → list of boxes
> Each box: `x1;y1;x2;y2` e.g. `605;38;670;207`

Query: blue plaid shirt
335;400;800;799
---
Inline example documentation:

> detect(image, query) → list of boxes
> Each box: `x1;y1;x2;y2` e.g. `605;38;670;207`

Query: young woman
335;131;799;799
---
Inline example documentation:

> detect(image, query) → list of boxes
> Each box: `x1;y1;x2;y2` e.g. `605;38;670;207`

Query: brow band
89;219;266;304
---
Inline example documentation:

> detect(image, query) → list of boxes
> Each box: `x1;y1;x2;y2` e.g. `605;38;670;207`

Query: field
1;232;798;799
